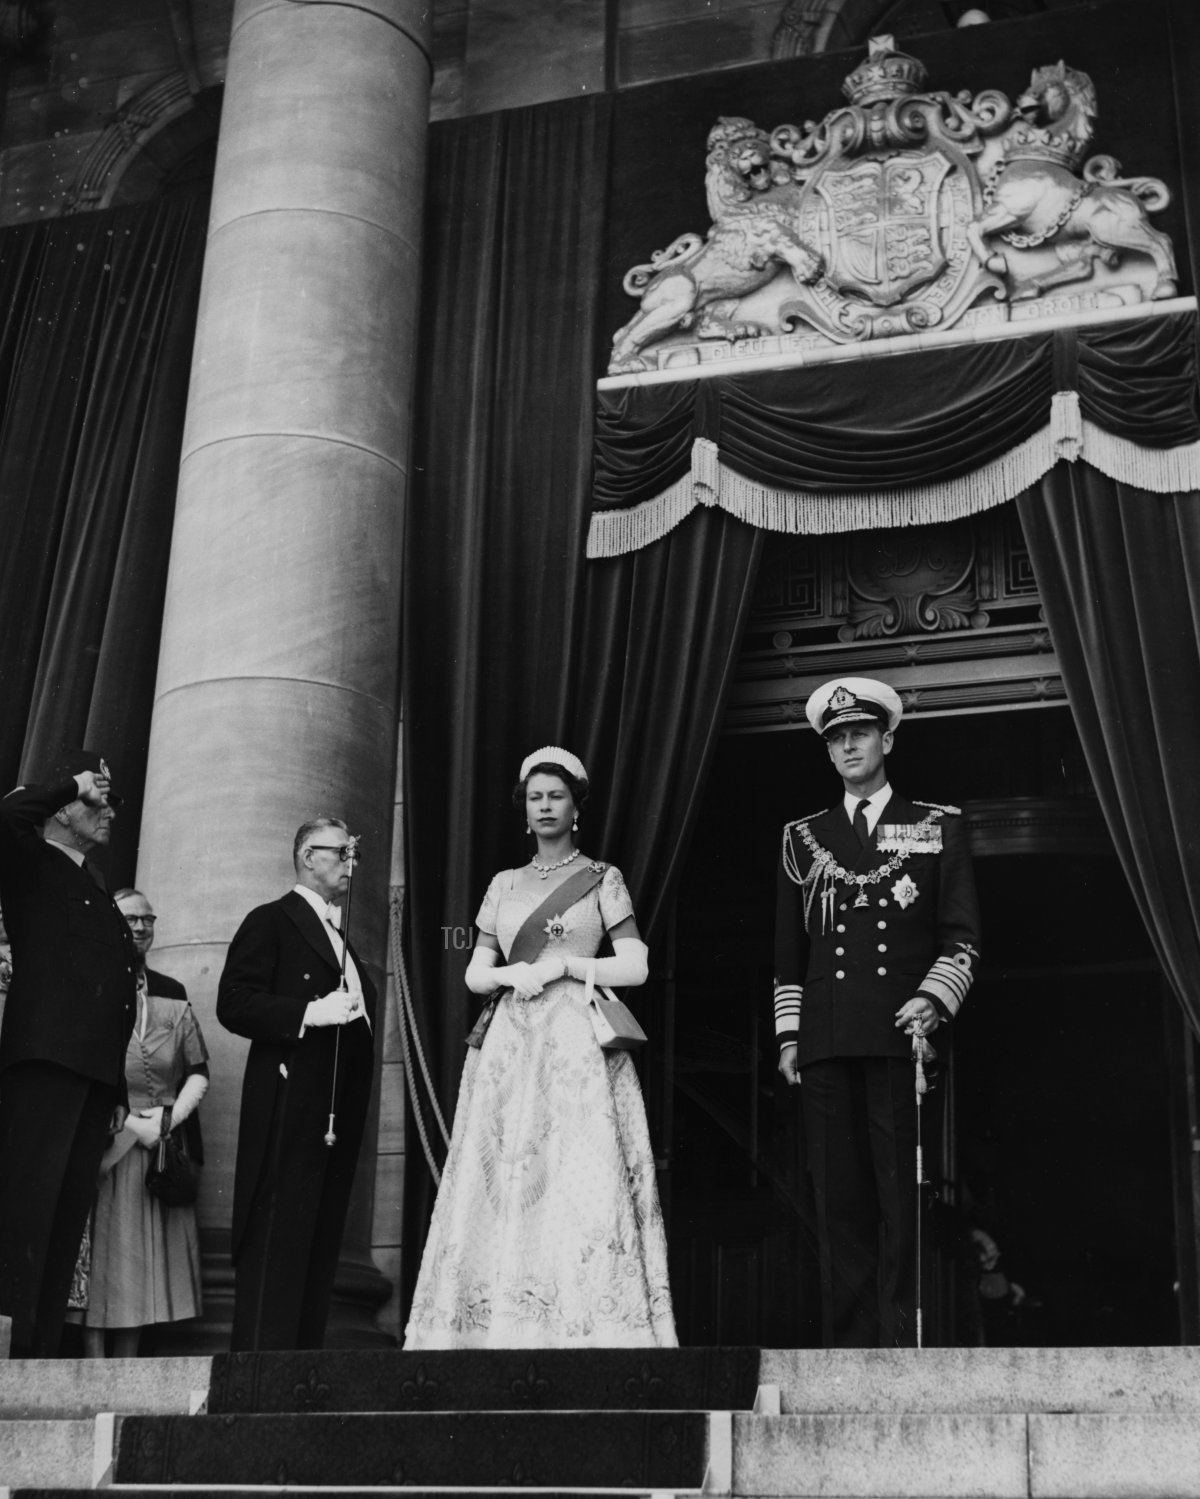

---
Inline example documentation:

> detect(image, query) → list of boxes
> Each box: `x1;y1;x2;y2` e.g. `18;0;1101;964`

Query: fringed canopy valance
587;309;1200;556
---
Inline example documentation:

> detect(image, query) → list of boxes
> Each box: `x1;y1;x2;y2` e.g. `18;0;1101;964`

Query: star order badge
543;915;566;939
891;874;919;909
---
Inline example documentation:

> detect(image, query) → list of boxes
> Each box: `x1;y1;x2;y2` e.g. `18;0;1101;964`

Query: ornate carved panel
728;503;1062;732
836;520;986;640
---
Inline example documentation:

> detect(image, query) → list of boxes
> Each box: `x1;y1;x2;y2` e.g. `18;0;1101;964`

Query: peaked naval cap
806;677;903;737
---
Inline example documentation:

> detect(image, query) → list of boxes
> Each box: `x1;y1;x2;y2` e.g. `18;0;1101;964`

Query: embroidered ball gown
404;864;677;1348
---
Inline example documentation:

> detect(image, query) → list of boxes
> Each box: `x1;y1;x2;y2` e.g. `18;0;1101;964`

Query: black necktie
853;799;871;848
82;857;107;892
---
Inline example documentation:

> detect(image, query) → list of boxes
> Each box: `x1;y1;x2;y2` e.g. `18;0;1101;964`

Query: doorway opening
664;705;1183;1347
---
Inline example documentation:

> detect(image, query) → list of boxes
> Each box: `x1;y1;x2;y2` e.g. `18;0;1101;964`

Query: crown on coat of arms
842;36;928;107
1000;124;1087;170
998;61;1095;170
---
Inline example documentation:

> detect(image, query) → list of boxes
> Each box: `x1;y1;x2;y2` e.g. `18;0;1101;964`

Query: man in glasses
217;816;376;1350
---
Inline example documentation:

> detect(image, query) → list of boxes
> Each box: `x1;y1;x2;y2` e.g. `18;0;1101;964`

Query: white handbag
583;959;647;1051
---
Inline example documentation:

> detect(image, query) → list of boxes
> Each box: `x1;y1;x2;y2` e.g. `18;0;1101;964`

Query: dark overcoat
0;779;138;1088
216;889;376;1262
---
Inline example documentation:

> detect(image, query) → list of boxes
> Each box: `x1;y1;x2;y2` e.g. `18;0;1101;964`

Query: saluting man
775;677;981;1348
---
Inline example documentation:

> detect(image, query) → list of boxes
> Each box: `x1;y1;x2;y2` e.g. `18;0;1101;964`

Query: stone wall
0;0;799;222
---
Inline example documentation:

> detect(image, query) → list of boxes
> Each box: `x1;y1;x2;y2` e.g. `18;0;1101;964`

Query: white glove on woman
565;938;649;988
466;947;568;1000
169;1070;209;1128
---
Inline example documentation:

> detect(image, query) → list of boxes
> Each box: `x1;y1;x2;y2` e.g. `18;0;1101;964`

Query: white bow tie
324;904;342;930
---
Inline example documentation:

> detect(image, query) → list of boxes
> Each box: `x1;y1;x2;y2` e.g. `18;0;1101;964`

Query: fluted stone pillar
137;0;431;1347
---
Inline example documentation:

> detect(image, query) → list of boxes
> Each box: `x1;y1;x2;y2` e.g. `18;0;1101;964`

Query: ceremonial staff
912;1027;932;1349
325;834;362;1147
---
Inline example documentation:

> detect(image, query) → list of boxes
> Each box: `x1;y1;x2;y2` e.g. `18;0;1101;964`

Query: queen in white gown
404;747;677;1349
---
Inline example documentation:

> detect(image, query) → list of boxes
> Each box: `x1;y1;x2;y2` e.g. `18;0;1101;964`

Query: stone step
733;1410;1200;1498
759;1344;1200;1413
9;1490;684;1498
209;1347;761;1414
0;1357;211;1418
113;1410;715;1489
0;1420;97;1492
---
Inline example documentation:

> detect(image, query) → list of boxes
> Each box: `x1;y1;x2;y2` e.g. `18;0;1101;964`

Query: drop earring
572;816;579;832
527;823;534;836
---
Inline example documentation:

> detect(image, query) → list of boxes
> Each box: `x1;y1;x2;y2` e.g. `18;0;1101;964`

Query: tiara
519;745;588;784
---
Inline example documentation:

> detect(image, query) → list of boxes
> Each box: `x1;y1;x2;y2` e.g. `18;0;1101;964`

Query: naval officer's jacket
773;790;981;1067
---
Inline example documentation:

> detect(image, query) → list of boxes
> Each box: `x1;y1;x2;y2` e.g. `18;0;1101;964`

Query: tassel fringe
1051;391;1083;462
586;413;1200;557
1080;420;1200;493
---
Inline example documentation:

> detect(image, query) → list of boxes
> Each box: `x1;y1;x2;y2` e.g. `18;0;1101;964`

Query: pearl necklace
531;846;580;880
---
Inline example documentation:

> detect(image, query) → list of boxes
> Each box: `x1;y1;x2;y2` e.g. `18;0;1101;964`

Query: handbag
584;959;647;1051
465;998;496;1050
145;1105;200;1207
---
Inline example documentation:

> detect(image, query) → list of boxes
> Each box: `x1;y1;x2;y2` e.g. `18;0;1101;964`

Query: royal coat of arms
608;37;1177;374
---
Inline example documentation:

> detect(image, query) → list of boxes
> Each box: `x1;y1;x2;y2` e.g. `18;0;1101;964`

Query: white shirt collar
843;783;893;833
292;882;341;928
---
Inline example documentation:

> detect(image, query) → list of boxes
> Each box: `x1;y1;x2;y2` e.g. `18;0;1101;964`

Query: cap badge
99;758;111;779
828;685;857;713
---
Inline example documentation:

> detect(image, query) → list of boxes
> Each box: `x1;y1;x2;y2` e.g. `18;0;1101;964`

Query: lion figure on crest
968;62;1177;302
609;117;823;373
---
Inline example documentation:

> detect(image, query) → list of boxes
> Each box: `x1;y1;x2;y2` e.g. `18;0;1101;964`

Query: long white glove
465;947;565;1000
169;1070;209;1128
566;938;649;988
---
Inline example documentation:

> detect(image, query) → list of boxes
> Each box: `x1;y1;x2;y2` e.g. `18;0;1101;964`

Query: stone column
137;0;430;1347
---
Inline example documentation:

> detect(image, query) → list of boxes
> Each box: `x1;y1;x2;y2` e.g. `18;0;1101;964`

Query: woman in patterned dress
404;747;676;1349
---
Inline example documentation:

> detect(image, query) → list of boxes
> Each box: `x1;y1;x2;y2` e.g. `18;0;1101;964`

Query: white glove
125;1112;161;1149
494;961;551;1000
304;989;363;1028
566;938;649;988
465;946;502;995
168;1071;208;1128
466;949;566;1000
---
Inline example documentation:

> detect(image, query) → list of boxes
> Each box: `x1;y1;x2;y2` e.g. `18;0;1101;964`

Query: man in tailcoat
774;677;981;1347
0;752;139;1356
218;816;376;1351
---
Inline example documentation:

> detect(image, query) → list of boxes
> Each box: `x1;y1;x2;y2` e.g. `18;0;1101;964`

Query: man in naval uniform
774;677;980;1347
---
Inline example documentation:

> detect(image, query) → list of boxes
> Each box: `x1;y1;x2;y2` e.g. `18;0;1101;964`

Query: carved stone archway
61;73;220;214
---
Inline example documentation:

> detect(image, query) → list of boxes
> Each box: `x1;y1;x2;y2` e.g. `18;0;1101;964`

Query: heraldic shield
811;152;951;307
607;35;1179;372
789;137;985;340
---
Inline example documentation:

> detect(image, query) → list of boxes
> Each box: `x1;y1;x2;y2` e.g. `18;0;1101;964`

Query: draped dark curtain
0;188;209;882
1018;471;1200;1040
592;315;1198;515
403;100;769;1287
403;98;613;1230
569;510;762;947
567;510;763;1138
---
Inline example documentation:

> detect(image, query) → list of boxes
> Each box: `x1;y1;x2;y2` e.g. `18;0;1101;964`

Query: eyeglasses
124;914;156;925
306;844;356;862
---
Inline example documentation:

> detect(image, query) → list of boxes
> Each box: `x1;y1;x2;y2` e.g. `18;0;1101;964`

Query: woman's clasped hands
501;958;565;999
124;1106;164;1149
